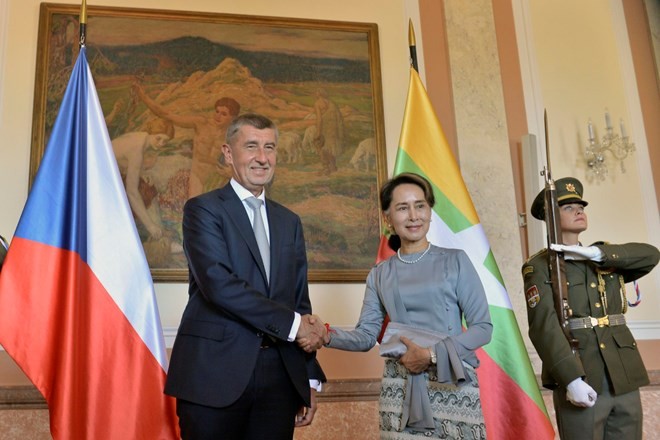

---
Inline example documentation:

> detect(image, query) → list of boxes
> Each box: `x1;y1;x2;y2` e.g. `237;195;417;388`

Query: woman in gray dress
323;172;492;439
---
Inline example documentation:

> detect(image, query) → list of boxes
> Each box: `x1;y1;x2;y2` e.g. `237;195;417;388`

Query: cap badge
565;183;577;194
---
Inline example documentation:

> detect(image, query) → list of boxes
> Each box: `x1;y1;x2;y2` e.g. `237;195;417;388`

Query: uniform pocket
612;329;637;350
565;274;590;316
612;328;648;387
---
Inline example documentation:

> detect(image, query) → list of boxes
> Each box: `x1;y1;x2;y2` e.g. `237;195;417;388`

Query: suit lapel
264;199;281;296
219;185;270;288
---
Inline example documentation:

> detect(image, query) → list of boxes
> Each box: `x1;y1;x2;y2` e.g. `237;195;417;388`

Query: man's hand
399;336;432;374
550;244;605;262
566;377;597;407
294;389;317;427
296;314;327;352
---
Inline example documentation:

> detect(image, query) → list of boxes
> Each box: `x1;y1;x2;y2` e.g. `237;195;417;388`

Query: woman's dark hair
379;172;435;211
379;172;435;251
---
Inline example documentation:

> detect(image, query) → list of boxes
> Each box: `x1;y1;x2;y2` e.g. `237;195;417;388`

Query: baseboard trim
0;385;45;409
628;320;660;340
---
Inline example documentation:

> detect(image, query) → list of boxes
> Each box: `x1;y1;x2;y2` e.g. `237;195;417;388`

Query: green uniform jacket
522;242;659;395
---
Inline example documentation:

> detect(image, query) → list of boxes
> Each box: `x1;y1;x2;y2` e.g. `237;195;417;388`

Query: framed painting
30;3;387;282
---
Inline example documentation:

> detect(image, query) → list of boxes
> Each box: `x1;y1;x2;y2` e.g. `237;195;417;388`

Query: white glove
550;244;605;262
566;378;597;407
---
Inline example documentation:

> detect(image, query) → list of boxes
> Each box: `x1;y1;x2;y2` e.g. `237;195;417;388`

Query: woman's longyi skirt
379;359;486;439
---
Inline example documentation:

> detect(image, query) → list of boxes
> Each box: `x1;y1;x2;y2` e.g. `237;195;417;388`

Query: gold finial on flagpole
408;19;418;72
79;0;87;47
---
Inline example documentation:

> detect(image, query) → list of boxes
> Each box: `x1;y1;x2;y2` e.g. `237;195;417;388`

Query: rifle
541;111;579;353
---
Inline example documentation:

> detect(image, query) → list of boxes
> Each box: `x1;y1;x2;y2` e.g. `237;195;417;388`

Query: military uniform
524;243;658;391
523;177;660;439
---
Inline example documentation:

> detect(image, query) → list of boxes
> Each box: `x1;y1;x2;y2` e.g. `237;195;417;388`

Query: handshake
296;314;331;353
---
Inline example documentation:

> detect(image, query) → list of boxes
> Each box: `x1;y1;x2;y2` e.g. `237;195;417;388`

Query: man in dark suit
165;113;327;439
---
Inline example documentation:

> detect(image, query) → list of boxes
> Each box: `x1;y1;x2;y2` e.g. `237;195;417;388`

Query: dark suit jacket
165;183;325;408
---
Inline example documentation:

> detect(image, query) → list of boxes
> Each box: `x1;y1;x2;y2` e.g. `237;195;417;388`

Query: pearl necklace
397;242;432;264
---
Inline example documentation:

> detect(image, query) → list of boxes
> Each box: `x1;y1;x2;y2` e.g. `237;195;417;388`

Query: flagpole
79;0;87;48
408;19;418;72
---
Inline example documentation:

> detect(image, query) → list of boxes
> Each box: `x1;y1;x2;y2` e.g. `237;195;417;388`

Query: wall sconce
586;110;635;180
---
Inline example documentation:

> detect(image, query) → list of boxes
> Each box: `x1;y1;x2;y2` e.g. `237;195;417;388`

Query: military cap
531;177;588;220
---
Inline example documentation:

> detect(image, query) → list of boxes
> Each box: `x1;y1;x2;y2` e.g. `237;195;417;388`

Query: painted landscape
34;7;386;280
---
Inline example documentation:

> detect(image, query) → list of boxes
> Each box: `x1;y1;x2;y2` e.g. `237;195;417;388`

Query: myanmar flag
0;48;179;439
386;66;555;439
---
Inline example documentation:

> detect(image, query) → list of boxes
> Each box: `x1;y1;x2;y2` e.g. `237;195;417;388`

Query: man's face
222;125;277;196
559;203;588;235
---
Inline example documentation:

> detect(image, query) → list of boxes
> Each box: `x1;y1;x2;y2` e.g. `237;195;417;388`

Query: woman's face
148;133;171;149
214;105;234;127
559;203;588;235
385;183;431;246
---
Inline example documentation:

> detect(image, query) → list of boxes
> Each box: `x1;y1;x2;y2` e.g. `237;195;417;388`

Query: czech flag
0;48;179;439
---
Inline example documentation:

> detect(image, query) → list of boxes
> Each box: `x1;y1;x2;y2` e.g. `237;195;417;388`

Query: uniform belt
568;314;626;330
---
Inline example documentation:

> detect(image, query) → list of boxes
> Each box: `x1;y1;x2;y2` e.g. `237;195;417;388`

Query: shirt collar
230;178;266;203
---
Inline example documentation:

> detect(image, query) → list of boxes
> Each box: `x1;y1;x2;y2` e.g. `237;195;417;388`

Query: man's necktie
246;197;270;282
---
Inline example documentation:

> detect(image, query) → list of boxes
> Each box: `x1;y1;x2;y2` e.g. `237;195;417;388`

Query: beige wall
0;0;417;383
0;0;658;386
0;0;415;332
523;0;660;322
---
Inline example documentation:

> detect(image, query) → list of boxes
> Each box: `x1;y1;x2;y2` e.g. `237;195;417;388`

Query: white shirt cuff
288;312;301;342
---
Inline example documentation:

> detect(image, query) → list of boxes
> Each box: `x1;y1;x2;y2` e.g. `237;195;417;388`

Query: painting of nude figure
30;4;387;282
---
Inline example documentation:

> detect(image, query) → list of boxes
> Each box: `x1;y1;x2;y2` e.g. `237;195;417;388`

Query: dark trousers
176;347;304;440
553;375;642;440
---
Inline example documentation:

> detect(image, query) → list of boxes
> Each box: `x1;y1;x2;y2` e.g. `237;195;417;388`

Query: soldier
522;177;659;440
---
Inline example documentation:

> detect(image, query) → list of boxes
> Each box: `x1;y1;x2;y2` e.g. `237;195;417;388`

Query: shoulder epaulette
525;248;547;264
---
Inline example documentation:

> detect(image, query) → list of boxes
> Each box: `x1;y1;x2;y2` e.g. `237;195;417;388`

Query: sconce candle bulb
605;110;612;130
585;110;635;181
620;119;627;139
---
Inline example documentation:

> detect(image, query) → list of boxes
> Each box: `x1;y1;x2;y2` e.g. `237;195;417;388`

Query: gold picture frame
30;3;387;282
